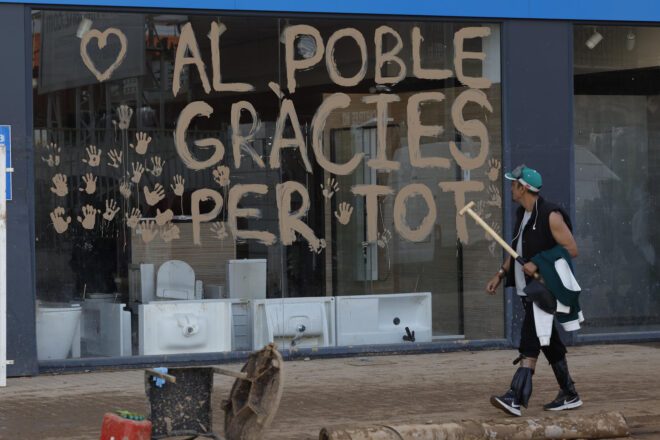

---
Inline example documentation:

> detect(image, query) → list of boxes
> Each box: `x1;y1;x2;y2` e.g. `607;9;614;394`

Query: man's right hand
486;275;501;295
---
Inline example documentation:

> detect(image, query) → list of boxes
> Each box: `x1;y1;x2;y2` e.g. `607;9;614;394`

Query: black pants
518;297;567;364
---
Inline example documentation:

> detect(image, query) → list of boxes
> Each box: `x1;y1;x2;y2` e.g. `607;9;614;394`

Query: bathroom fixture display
36;302;82;360
229;299;252;351
252;297;335;350
81;299;131;357
86;292;115;302
156;260;197;300
131;260;204;304
335;292;432;346
138;300;232;355
128;263;155;304
227;259;266;300
203;284;225;299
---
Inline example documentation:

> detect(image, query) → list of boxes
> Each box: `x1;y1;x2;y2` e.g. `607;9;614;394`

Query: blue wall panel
501;20;575;347
3;0;660;21
0;3;38;376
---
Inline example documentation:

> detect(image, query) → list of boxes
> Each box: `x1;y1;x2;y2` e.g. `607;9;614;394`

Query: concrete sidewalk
1;343;659;439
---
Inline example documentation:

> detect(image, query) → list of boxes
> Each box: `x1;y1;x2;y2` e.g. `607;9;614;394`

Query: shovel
458;201;557;314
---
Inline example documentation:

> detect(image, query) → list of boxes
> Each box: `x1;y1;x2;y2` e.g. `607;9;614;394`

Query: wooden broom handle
459;201;535;275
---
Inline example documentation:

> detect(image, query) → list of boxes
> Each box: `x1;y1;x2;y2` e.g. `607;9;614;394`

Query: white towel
532;302;554;346
557;301;570;314
554;258;581;291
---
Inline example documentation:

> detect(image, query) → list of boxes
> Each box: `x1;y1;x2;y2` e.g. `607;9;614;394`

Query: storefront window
574;25;660;333
32;10;503;360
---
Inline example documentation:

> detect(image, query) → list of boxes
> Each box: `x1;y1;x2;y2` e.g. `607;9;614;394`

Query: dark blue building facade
2;0;659;376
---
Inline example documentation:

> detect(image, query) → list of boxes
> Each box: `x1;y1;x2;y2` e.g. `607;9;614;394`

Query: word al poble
172;22;495;247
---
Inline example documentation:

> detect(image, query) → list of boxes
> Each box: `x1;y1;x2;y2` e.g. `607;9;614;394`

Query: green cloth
530;245;582;324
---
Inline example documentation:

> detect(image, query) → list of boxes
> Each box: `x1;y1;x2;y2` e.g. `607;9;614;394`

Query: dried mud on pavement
1;343;659;439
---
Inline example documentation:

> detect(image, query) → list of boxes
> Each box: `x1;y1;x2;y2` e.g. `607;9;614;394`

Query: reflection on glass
574;25;660;333
32;11;503;360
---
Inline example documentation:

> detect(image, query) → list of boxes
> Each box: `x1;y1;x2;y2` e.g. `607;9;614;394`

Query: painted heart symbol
80;28;128;82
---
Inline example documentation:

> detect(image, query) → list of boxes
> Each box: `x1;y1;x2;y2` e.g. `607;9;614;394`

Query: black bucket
144;367;222;439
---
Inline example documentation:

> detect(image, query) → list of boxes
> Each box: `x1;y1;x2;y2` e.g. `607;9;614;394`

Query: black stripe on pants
518;297;567;364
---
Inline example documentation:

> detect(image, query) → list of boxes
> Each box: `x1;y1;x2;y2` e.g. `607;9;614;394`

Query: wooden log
319;411;630;440
212;366;248;380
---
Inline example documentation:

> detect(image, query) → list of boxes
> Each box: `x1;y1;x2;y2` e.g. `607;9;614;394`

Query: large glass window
32;10;503;360
574;25;660;333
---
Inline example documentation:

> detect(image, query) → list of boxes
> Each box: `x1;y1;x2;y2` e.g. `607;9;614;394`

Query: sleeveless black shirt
504;196;572;288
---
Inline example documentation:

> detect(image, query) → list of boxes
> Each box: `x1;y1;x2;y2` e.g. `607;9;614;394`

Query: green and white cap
505;164;542;192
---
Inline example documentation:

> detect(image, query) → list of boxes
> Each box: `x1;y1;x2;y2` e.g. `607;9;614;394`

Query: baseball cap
505;164;542;192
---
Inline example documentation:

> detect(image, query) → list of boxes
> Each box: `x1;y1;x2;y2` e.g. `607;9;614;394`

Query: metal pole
0;143;7;387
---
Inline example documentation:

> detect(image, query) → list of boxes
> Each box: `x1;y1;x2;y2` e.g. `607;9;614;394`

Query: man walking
486;164;582;416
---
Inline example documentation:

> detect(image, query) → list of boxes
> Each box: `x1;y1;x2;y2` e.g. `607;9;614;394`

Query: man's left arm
549;211;578;258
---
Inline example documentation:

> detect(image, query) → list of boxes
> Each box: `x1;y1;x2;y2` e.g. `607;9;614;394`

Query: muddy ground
1;343;659;439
